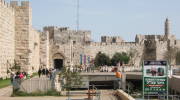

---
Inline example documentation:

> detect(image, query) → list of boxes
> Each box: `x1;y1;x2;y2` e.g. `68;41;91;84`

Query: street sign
143;61;168;95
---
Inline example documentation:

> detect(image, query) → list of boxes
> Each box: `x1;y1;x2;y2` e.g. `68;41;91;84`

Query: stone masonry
0;0;41;78
0;0;15;78
40;31;50;69
44;18;180;69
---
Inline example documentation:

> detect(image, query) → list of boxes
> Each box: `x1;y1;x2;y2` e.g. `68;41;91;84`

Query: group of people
99;66;123;72
67;65;124;73
99;66;114;72
10;71;29;91
10;71;28;84
38;68;57;80
68;65;95;73
38;68;49;77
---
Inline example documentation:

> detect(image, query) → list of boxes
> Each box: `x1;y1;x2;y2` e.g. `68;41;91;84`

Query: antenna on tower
76;0;79;31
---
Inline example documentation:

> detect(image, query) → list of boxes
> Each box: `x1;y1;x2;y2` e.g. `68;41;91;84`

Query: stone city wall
10;1;32;73
44;26;91;44
175;40;180;49
101;36;124;43
40;31;50;68
84;42;143;67
156;41;168;60
10;1;41;74
0;0;15;78
49;41;88;67
87;42;139;58
29;28;40;73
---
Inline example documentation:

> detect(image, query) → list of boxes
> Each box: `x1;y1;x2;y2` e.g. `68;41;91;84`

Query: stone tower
10;1;32;71
165;18;170;37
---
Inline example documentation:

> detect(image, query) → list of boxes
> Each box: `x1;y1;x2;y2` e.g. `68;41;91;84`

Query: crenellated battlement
43;26;59;31
0;0;30;11
43;26;91;33
0;0;14;11
10;1;29;8
101;35;124;43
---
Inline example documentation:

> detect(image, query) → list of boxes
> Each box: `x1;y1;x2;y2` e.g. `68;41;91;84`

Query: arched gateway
52;53;65;70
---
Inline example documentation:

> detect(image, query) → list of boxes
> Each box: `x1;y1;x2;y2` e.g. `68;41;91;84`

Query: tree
59;67;82;90
94;52;111;67
111;52;130;66
59;67;83;100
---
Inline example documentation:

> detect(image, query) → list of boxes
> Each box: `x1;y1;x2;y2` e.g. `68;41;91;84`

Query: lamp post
69;31;73;70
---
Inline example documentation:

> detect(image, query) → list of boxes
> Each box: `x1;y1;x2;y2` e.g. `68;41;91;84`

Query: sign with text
143;61;168;95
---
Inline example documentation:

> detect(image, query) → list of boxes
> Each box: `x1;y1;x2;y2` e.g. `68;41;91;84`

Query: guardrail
88;85;101;100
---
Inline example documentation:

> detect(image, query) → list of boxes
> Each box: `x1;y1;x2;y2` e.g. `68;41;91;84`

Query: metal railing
88;85;101;100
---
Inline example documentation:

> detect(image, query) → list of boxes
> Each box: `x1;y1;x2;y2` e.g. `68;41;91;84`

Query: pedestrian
42;68;46;76
22;71;27;79
38;68;42;78
49;68;52;80
45;68;49;77
114;68;122;89
10;72;15;84
19;72;24;79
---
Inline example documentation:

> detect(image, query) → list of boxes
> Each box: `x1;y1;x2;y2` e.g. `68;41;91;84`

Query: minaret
165;18;170;36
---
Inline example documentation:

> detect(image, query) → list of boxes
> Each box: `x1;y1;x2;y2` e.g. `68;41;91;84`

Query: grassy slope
0;73;38;89
0;79;11;89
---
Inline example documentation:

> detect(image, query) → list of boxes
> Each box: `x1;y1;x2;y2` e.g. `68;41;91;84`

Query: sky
7;0;180;42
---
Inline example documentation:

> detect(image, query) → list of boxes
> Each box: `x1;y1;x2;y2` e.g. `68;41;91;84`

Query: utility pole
77;0;79;31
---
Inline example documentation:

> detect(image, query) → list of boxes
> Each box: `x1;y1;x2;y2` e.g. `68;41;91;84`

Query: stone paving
0;86;12;97
0;96;87;100
0;91;118;100
0;76;42;97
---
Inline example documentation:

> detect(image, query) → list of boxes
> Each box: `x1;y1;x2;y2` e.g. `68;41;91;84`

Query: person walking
114;68;122;89
10;72;15;85
38;68;42;78
19;72;24;79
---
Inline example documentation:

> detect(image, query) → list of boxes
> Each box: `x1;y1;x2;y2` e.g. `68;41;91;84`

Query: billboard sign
143;61;168;95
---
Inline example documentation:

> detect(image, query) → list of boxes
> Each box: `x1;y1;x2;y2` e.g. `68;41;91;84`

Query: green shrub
12;90;61;97
31;73;38;78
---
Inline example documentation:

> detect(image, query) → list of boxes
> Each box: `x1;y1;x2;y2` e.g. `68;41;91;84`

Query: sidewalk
0;86;12;97
0;76;39;97
0;96;87;100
